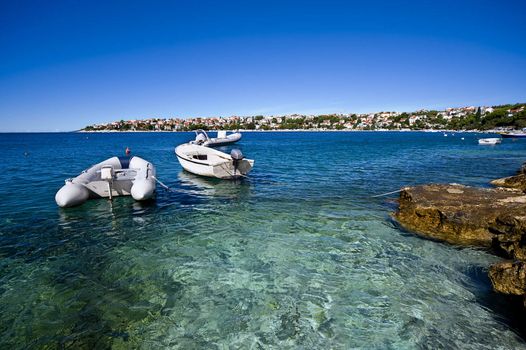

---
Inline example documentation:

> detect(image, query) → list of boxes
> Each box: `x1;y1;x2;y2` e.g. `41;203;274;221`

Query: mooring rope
152;176;178;192
371;189;403;198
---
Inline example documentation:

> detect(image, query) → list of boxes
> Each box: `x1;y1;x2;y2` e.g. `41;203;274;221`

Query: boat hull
501;133;526;138
478;138;501;145
203;133;242;147
175;144;254;179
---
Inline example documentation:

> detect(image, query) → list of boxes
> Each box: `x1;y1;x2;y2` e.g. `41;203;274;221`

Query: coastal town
82;103;526;132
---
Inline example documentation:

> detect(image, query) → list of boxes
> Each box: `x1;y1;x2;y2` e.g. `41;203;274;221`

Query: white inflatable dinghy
193;129;242;147
55;156;156;208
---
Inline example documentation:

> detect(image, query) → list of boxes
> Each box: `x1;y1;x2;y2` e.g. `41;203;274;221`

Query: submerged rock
393;171;526;311
394;184;526;247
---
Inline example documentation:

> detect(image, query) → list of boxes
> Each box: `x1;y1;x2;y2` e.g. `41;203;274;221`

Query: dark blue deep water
1;131;526;349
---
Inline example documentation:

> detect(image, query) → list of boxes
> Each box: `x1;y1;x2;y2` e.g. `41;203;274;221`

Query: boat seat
100;165;114;180
193;154;208;160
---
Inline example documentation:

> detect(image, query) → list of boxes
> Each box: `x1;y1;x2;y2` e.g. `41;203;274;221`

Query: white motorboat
55;156;156;208
478;137;501;145
193;129;242;147
175;143;254;179
500;132;526;139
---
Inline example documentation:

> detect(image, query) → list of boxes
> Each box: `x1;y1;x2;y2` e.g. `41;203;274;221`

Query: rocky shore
394;165;526;309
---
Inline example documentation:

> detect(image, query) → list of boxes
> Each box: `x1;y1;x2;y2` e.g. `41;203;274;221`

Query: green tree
475;107;481;122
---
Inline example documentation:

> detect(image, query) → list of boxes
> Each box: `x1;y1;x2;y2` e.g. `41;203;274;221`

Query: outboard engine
195;133;207;145
230;149;244;175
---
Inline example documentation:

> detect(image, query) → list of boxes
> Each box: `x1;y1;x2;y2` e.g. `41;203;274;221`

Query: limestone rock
489;261;526;296
394;184;526;247
491;173;526;192
393;167;526;310
490;214;526;260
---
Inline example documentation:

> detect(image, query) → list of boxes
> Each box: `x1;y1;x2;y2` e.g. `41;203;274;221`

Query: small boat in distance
478;137;502;145
55;156;156;207
500;132;526;139
175;143;254;179
193;129;242;147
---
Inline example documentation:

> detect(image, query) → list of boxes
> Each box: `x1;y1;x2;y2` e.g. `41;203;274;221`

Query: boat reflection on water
57;194;155;232
177;170;251;200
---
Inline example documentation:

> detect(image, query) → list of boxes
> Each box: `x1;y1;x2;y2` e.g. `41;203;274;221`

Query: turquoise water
1;131;526;349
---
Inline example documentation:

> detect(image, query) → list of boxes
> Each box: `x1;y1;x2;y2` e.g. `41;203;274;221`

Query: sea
1;131;525;349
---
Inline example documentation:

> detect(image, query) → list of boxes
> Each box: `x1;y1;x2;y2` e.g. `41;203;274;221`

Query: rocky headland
394;165;526;309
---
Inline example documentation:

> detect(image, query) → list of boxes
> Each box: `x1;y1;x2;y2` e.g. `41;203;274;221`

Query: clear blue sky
1;0;525;131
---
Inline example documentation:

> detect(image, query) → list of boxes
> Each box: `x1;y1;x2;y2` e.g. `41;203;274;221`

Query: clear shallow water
1;131;526;349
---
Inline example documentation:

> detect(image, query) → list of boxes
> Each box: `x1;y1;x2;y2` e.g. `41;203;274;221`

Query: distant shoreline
0;129;508;134
79;103;526;134
76;129;502;133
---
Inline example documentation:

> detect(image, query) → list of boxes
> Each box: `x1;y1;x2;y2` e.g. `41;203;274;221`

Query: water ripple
0;131;525;348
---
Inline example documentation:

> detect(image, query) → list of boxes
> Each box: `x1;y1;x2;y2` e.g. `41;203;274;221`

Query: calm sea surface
1;131;526;349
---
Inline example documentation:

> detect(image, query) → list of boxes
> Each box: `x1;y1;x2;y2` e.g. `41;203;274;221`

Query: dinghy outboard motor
100;165;114;200
230;149;244;175
195;133;207;145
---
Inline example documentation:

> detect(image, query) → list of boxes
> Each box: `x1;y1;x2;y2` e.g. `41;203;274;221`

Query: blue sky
1;1;525;131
